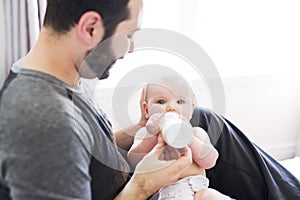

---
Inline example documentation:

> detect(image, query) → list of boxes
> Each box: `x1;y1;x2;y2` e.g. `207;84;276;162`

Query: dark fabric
89;157;130;200
190;107;300;200
0;186;10;200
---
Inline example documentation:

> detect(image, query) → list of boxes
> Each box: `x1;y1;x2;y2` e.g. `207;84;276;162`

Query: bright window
100;0;300;88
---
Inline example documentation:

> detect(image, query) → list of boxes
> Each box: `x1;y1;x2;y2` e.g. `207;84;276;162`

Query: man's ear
77;11;105;48
143;102;149;119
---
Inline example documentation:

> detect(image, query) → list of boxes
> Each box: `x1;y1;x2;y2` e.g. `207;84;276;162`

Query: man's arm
127;127;158;166
115;122;145;151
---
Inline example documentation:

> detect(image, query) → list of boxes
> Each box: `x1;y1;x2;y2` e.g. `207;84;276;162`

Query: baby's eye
156;100;166;104
177;100;185;104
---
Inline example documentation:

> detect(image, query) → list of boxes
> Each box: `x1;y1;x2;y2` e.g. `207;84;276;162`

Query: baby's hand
189;127;219;169
146;113;164;135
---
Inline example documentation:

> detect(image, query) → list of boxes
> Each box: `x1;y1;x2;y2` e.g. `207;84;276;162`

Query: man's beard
79;36;117;80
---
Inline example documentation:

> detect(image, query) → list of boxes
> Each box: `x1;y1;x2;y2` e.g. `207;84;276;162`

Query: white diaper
158;174;209;200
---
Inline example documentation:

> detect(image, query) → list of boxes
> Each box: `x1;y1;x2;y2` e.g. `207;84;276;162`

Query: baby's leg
194;188;233;200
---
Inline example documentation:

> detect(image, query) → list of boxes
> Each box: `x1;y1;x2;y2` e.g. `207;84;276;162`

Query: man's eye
177;100;185;104
156;100;166;104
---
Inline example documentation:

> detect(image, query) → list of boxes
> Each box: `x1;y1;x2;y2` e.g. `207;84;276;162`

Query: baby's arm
189;127;219;169
128;113;164;166
128;127;158;166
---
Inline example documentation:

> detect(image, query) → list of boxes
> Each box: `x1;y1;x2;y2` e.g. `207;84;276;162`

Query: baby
128;76;219;199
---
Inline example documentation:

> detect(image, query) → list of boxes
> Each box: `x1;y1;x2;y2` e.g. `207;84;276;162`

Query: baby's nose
166;105;176;112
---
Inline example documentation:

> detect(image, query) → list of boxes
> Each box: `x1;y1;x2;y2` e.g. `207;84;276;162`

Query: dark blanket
190;107;300;200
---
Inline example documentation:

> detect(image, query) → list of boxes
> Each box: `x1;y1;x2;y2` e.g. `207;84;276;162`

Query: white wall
192;0;300;78
141;0;300;79
222;75;300;160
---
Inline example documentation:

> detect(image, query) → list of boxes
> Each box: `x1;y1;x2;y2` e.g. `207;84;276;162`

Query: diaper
158;174;209;200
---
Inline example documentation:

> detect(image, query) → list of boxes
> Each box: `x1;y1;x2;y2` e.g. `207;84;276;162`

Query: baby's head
143;76;195;120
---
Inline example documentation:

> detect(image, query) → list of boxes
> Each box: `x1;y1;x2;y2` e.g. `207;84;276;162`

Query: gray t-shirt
0;62;130;200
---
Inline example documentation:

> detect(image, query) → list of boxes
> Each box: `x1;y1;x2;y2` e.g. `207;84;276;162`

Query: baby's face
146;83;194;120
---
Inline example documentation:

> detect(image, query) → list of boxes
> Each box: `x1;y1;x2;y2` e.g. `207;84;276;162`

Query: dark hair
44;0;130;38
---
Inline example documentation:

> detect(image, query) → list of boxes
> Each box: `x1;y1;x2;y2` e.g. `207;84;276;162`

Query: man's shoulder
6;72;66;97
0;73;76;131
0;73;93;153
2;73;70;111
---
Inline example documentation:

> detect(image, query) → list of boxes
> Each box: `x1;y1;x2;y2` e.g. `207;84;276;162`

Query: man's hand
117;135;193;200
179;162;206;179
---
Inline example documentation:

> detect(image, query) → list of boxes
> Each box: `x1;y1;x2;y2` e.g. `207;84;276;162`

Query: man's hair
43;0;130;38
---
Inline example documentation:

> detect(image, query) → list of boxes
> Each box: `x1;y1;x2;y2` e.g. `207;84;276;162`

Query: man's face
80;0;142;79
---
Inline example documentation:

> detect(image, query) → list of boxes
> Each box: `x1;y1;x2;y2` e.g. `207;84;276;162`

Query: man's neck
21;28;81;85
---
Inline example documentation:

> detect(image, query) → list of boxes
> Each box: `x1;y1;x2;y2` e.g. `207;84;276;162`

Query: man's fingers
167;146;193;176
135;141;192;175
163;146;181;161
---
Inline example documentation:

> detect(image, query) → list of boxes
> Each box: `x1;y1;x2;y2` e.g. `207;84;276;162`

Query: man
0;0;209;199
2;0;297;200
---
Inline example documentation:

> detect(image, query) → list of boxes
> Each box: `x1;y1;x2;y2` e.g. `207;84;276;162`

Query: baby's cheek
181;105;194;120
148;105;165;116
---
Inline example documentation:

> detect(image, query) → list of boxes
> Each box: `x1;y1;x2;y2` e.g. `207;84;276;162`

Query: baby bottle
159;112;193;148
